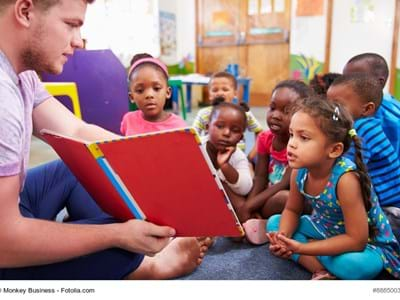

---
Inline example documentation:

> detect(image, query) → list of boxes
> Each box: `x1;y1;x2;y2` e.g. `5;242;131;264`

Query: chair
168;79;187;120
43;82;82;119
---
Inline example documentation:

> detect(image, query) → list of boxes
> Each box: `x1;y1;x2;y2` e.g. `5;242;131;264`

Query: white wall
81;0;160;66
290;0;328;63
330;0;395;79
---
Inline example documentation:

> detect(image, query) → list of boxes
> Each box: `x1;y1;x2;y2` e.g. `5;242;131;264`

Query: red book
41;128;243;237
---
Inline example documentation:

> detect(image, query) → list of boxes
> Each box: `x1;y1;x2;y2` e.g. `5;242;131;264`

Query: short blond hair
0;0;95;13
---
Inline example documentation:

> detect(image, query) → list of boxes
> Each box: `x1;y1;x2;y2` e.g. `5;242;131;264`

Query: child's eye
232;127;242;134
300;135;310;141
134;89;143;94
289;132;293;138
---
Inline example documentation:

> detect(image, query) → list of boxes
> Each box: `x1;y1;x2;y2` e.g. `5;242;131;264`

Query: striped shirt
192;106;263;151
375;93;400;155
344;117;400;207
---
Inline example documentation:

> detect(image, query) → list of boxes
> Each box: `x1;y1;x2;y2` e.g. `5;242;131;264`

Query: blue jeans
267;214;384;280
0;160;144;279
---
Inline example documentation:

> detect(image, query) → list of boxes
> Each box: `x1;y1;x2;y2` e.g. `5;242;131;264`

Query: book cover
41;128;244;237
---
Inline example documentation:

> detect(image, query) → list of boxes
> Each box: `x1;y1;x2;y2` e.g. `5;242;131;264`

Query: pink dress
120;111;187;135
257;130;288;186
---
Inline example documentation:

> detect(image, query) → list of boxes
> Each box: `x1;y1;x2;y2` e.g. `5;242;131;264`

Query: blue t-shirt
344;116;400;207
375;93;400;155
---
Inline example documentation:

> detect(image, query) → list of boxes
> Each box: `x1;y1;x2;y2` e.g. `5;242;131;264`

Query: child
204;102;253;215
309;72;341;95
120;53;187;135
242;80;311;222
193;71;263;161
343;53;400;155
244;97;400;280
327;74;400;240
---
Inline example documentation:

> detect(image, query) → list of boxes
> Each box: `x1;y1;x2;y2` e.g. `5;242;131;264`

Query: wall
330;0;395;91
159;0;196;72
81;0;160;67
290;0;328;82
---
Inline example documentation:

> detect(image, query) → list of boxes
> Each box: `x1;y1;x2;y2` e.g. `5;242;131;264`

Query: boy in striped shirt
327;73;400;240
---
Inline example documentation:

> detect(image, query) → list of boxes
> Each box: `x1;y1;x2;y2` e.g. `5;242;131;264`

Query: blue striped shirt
375;93;400;155
344;117;400;207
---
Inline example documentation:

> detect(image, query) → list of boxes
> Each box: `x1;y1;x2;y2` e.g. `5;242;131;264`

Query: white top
202;136;253;196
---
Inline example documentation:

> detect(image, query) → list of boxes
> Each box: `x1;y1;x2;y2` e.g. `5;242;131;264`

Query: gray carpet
180;237;310;280
180;237;396;280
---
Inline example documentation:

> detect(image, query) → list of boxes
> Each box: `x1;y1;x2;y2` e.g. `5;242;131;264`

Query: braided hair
291;97;372;212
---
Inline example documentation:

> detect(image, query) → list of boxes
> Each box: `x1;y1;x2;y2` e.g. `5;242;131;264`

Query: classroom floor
28;106;268;167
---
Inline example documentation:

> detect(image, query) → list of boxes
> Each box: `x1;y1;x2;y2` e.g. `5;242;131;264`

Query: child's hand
277;233;302;254
217;146;235;168
267;232;293;259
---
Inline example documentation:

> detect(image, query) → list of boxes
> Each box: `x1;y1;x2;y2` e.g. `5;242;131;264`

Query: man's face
21;0;87;74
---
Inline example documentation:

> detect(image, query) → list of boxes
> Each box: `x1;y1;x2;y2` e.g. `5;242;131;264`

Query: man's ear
361;101;376;117
328;142;344;159
15;0;35;28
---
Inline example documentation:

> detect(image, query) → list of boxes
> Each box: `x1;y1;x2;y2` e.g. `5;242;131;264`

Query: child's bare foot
243;219;269;245
126;237;208;279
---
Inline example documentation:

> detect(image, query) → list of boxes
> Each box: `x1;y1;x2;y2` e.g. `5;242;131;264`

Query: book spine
87;144;145;220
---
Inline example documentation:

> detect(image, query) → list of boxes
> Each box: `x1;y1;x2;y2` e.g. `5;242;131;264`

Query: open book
41;128;243;237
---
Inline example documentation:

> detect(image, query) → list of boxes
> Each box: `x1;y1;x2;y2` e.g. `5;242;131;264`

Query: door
196;0;291;106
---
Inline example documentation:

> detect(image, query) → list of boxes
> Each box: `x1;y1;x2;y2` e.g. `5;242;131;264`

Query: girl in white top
204;102;253;197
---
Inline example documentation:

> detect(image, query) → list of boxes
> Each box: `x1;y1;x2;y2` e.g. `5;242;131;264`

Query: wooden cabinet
196;0;291;106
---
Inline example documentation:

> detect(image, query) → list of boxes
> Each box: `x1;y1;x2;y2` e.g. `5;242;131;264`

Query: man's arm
32;97;120;141
0;174;175;267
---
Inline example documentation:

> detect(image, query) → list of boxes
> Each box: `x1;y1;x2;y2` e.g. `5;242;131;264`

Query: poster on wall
350;0;375;23
296;0;324;16
159;11;177;63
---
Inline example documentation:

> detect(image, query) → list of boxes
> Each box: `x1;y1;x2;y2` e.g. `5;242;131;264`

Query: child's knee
266;214;281;232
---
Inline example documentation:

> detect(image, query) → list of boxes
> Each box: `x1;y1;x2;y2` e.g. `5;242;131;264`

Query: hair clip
348;129;357;138
332;106;340;121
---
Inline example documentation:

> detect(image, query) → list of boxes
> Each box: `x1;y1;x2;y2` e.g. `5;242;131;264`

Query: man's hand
115;220;176;257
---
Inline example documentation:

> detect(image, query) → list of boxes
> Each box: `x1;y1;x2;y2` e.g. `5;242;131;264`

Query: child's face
129;67;171;121
327;84;367;119
208;78;237;103
266;87;298;136
287;111;334;170
208;107;245;151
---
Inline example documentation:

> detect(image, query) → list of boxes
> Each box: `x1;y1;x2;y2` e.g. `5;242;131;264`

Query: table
169;74;251;112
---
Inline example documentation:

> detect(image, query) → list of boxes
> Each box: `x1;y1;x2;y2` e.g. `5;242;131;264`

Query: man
0;0;207;279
